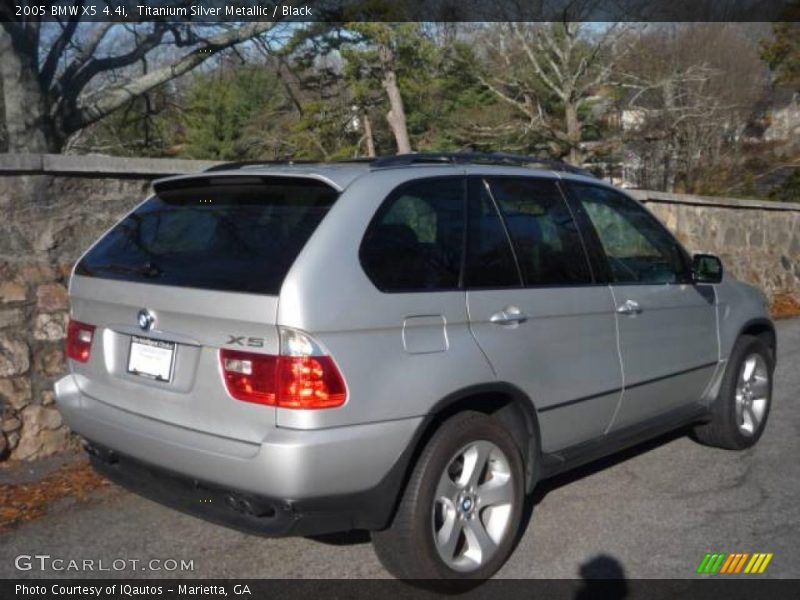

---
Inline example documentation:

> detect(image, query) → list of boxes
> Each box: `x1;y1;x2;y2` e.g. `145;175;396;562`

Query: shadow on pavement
306;529;372;546
309;428;692;550
575;554;629;599
530;427;690;507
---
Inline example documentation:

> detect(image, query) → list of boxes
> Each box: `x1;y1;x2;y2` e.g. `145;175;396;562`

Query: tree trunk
565;101;582;165
362;111;376;157
381;68;411;154
661;77;678;192
0;31;58;152
663;139;677;192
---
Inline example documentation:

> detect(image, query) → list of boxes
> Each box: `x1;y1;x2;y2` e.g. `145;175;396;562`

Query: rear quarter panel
276;167;497;429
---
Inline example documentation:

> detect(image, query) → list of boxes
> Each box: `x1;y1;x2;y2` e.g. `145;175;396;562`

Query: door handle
616;299;642;315
490;306;527;326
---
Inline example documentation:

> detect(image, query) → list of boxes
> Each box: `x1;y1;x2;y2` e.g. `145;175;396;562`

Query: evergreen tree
181;62;290;160
761;9;800;89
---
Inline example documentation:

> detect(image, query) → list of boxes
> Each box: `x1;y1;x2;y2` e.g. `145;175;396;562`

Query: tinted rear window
75;177;339;295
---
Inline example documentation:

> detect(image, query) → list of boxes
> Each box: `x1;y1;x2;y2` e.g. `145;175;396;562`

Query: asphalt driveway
1;319;798;580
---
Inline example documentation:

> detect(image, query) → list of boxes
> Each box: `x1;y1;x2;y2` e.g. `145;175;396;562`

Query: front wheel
693;335;774;450
372;412;525;580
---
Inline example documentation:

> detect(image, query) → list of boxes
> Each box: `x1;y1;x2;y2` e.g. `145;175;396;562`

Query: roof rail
201;152;597;178
368;152;596;177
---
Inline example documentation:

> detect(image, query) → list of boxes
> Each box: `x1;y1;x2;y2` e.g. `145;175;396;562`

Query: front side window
486;177;592;286
360;178;465;292
570;183;688;284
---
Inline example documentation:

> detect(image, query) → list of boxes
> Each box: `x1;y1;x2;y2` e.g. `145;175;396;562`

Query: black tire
371;411;526;581
692;335;774;450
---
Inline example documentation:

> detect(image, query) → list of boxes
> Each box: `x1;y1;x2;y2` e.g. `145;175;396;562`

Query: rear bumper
55;374;424;535
86;443;374;536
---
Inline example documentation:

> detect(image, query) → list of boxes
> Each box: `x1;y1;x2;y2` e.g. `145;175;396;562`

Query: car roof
153;153;610;193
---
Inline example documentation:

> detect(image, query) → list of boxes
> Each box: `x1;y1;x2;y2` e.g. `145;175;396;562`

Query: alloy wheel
734;353;770;436
431;440;515;572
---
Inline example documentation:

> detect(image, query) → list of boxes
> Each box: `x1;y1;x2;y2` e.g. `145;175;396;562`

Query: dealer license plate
127;336;175;382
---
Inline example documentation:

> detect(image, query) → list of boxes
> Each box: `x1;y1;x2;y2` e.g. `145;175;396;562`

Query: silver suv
55;153;776;580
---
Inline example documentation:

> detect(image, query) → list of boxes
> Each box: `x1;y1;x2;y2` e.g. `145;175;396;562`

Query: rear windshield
75;176;339;295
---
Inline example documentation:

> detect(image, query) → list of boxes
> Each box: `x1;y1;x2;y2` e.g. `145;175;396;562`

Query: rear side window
360;178;465;292
75;177;339;295
486;178;592;286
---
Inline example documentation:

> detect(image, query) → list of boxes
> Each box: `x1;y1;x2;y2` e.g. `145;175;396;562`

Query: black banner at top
3;0;800;22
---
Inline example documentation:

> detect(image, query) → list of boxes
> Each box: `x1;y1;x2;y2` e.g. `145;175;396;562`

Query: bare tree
617;24;769;191
480;21;625;164
0;9;276;153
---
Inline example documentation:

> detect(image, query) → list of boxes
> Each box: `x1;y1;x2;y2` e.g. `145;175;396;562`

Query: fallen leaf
0;458;111;530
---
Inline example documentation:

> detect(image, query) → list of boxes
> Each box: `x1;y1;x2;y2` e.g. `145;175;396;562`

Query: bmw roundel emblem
137;309;155;331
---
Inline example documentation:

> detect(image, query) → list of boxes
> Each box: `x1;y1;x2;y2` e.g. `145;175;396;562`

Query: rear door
566;182;718;429
69;175;339;442
465;176;623;452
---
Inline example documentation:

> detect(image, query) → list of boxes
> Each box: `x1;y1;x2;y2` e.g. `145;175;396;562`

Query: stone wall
630;190;800;301
0;154;218;461
0;154;798;462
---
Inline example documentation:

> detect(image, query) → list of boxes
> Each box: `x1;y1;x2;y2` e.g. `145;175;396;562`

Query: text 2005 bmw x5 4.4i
56;153;776;580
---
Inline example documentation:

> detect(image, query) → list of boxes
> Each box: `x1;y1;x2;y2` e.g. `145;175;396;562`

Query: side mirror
692;254;723;284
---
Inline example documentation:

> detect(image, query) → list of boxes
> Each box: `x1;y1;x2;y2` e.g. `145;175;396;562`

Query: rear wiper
88;261;163;278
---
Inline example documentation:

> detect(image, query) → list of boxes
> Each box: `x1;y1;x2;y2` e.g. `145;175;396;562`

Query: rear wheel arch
417;383;541;494
372;411;527;580
376;384;540;532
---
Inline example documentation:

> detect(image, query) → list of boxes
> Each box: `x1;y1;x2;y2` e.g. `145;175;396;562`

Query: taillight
220;350;278;406
66;319;96;363
277;355;346;408
219;329;346;409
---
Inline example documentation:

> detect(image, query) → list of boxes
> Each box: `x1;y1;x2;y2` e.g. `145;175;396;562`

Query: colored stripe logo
697;552;773;574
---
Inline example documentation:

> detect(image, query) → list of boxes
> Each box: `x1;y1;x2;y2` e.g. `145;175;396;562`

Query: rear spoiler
152;172;345;194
